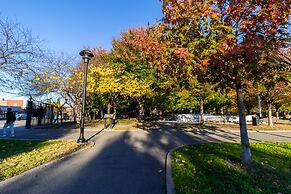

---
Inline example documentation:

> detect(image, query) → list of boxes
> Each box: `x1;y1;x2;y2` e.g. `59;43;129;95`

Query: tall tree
110;28;160;120
0;16;43;93
26;53;80;122
260;70;290;125
161;0;290;163
206;0;289;162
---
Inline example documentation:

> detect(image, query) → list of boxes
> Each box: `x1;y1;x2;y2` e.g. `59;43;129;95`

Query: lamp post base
77;137;86;143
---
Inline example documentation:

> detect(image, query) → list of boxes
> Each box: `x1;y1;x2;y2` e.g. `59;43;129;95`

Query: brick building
0;99;25;119
0;99;25;109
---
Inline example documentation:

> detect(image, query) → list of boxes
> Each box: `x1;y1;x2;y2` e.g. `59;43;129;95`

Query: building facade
0;99;25;109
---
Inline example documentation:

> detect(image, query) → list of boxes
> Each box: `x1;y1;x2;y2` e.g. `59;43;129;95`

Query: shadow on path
0;122;104;141
1;122;290;194
0;122;241;194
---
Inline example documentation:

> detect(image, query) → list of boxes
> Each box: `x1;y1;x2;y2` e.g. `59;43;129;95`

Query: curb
104;129;141;132
253;130;291;133
0;141;95;186
166;148;177;194
184;129;291;133
224;130;291;133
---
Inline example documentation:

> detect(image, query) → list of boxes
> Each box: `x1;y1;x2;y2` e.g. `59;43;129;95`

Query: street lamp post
258;95;262;118
77;49;94;143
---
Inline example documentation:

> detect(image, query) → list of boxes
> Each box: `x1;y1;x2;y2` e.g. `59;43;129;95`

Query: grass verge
86;118;140;130
0;140;91;181
174;123;291;131
172;142;291;194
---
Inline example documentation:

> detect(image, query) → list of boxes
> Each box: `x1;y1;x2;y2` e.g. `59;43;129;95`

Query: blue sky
0;0;163;99
0;0;163;54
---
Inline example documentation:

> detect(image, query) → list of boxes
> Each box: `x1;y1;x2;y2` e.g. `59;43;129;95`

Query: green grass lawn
86;119;291;131
0;140;90;181
172;142;291;194
86;118;140;130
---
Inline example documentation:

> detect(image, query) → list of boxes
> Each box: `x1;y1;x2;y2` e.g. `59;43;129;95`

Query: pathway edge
166;148;176;194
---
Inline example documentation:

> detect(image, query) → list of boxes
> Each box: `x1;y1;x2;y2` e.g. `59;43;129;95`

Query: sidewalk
0;121;103;141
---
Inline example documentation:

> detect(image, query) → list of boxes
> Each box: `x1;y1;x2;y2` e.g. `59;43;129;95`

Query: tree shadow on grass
0;139;53;180
172;142;291;194
0;139;49;161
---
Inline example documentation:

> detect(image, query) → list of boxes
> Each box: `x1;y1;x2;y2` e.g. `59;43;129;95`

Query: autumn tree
161;0;290;163
273;86;291;122
26;53;80;122
109;27;160;120
160;0;225;124
194;82;215;123
177;77;216;123
163;82;199;113
272;49;291;120
87;58;153;120
205;0;289;162
260;70;291;125
206;90;231;115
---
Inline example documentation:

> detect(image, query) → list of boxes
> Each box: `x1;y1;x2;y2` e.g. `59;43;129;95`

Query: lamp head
79;49;94;63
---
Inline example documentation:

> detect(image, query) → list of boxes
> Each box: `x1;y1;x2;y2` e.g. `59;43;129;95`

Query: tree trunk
73;107;77;123
50;105;54;124
56;111;59;123
215;108;219;115
94;111;98;120
113;105;117;120
100;109;104;119
236;85;252;163
60;110;63;124
90;112;94;121
107;102;111;114
267;102;273;126
199;99;204;124
138;96;145;121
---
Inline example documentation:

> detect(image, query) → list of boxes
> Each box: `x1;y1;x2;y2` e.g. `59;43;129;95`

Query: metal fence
26;99;74;128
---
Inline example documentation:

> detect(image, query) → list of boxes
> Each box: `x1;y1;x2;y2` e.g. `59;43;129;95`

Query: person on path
2;108;16;137
53;113;59;124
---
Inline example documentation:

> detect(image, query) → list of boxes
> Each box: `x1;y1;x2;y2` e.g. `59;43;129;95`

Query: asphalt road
0;124;291;194
0;119;26;128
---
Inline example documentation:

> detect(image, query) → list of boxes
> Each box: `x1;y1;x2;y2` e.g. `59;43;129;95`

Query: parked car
16;113;27;120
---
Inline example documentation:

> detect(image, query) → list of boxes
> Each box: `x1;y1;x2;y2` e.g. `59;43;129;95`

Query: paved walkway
0;123;291;194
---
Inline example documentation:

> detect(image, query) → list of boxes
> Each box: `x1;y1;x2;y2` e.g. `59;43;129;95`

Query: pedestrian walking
2;108;16;137
53;113;58;124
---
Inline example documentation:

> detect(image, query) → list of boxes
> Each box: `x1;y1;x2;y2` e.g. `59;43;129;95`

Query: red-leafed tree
161;0;290;163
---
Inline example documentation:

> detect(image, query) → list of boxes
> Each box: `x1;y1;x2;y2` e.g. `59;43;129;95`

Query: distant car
16;113;27;120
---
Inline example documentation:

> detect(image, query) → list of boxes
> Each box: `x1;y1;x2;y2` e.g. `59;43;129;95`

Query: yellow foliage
87;64;152;98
